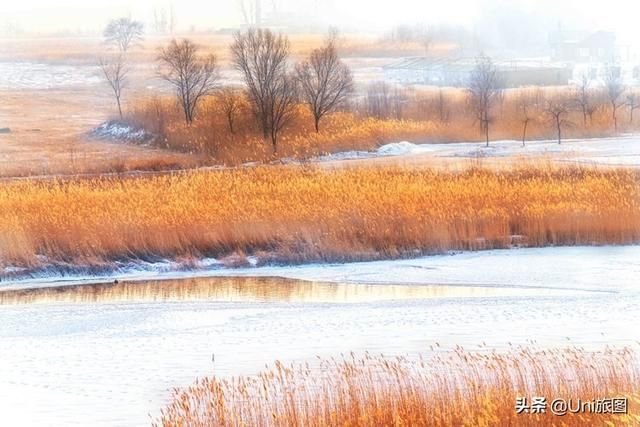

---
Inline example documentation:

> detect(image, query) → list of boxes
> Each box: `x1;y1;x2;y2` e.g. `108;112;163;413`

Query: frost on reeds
0;165;639;274
154;347;640;426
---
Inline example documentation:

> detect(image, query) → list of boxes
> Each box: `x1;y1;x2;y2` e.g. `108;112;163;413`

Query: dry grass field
2;34;638;177
0;88;200;178
127;84;639;165
0;33;447;178
0;33;453;64
0;164;638;274
154;347;640;426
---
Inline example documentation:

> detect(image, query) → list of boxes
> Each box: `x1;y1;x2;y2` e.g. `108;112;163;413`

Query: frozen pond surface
0;246;638;426
0;62;101;90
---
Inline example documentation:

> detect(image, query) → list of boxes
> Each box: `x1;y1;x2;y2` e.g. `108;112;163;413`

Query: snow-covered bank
312;135;640;166
2;245;639;293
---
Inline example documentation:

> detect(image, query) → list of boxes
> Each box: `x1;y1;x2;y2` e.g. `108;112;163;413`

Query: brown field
0;33;436;178
0;89;200;178
3;33;638;179
0;164;638;275
0;33;453;64
154;347;640;426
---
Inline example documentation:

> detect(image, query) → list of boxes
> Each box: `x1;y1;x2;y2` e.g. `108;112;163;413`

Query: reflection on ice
0;275;597;305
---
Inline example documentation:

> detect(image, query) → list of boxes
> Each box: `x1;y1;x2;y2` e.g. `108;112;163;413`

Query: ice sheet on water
3;246;639;294
1;245;639;426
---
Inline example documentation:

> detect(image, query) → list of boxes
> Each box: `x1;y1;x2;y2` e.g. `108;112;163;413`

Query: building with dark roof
549;30;617;63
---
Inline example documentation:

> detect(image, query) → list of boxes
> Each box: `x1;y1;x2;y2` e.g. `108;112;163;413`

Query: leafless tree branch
296;33;354;132
158;39;220;125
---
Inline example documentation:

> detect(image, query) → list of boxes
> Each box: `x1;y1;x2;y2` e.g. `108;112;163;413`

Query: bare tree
158;39;219;125
231;29;298;152
515;90;537;147
364;82;392;119
152;8;166;33
603;66;626;133
218;87;244;134
104;17;144;52
268;73;298;151
467;55;502;147
420;30;432;56
626;92;640;124
545;97;571;144
573;74;592;127
296;34;354;132
585;90;605;126
237;0;261;26
435;88;449;123
169;3;177;34
99;54;128;119
390;85;409;120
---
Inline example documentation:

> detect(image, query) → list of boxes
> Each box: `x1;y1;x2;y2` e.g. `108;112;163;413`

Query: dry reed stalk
154;347;640;426
0;164;638;275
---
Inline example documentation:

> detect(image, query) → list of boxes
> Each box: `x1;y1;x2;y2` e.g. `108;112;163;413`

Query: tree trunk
116;96;123;120
271;129;278;154
485;120;489;147
522;120;528;147
556;119;561;144
183;103;191;125
227;114;235;134
314;115;320;133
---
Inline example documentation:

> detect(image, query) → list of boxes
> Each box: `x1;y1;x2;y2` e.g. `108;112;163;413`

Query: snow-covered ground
89;121;154;144
313;135;640;166
0;246;639;425
0;62;101;90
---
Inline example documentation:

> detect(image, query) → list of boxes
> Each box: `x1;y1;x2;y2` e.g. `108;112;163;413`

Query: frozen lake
0;246;638;425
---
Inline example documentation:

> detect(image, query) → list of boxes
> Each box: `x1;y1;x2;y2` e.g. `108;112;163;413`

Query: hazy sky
2;0;639;41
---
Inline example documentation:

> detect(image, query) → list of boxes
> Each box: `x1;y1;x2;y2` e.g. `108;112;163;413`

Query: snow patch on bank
376;141;442;156
90;121;154;144
311;135;640;165
0;62;101;90
313;150;375;162
310;141;441;162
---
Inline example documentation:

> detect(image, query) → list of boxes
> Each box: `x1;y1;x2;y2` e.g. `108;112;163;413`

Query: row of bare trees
465;55;636;145
356;62;639;147
99;21;638;153
99;18;144;119
152;29;354;152
99;24;353;152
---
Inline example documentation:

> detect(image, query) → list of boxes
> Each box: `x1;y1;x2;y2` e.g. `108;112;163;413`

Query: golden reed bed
0;164;638;273
154;347;640;426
